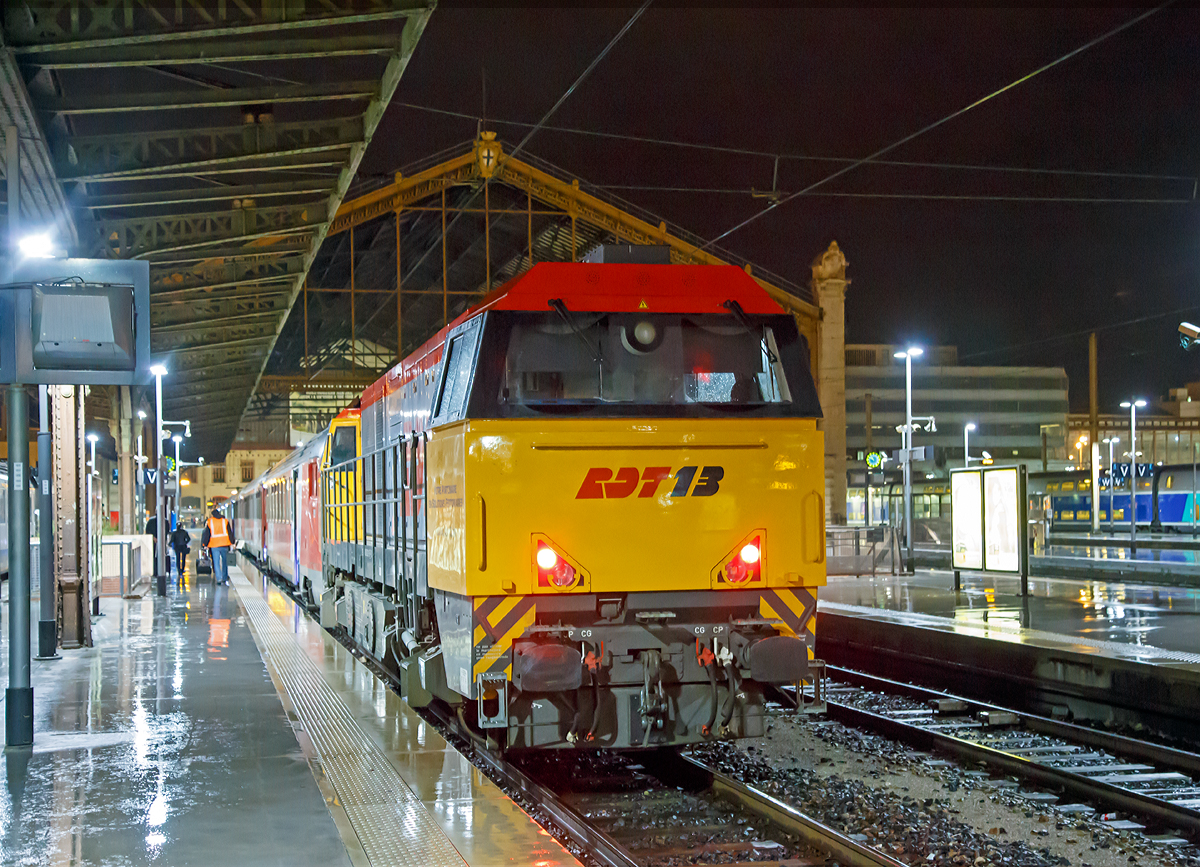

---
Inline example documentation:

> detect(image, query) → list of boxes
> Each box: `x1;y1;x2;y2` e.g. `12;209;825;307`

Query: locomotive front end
424;262;827;749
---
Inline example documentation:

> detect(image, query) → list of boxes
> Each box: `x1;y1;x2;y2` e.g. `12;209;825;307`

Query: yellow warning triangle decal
637;299;648;310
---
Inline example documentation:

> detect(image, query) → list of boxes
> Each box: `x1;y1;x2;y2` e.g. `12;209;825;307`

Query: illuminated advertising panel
951;470;983;570
984;467;1020;573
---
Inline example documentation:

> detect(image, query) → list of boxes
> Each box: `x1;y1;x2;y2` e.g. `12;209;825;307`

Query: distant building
845;344;1070;472
1066;382;1200;471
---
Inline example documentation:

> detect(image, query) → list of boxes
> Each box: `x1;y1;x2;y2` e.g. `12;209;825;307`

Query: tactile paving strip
232;574;467;867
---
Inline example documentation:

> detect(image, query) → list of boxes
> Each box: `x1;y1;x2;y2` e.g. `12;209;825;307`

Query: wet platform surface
0;561;579;867
0;569;351;866
821;570;1200;665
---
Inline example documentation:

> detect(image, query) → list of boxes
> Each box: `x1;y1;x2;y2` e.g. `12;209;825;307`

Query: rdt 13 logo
575;466;724;499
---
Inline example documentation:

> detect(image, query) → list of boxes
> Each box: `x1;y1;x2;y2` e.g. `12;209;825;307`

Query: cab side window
432;318;482;426
329;426;357;467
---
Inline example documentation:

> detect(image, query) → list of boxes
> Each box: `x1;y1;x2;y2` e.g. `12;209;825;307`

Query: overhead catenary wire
960;304;1200;361
324;0;652;367
696;3;1174;252
592;185;1191;205
395;100;1197;187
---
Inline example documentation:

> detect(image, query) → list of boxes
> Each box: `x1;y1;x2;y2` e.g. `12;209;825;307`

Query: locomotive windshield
491;311;812;415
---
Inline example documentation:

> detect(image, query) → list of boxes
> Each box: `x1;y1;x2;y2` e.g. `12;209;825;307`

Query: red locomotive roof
474;262;787;316
360;263;789;410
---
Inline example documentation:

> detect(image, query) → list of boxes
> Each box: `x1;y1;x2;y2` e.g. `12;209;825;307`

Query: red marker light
536;546;558;570
537;543;577;588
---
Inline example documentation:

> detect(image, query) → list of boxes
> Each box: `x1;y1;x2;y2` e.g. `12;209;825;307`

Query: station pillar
116;386;134;534
53;384;92;650
812;242;849;525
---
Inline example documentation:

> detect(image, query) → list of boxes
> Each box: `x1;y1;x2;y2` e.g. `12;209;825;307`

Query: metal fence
826;525;901;576
100;540;144;598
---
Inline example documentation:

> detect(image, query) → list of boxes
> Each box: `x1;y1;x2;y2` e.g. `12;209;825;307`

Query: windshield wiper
722;299;777;364
549;298;604;368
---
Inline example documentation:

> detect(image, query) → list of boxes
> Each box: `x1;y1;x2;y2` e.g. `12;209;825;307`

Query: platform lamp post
34;384;59;661
1120;399;1146;554
1102;436;1118;535
136;409;147;527
963;423;976;469
894;346;923;573
86;433;99;616
150;364;168;596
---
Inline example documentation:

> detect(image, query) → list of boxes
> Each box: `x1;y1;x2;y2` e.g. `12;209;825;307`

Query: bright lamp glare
86;433;98;443
907;347;923;357
137;410;147;419
150;364;168;377
172;435;182;444
1135;399;1147;407
739;542;760;564
536;546;558;570
965;423;976;432
19;233;53;258
893;351;906;359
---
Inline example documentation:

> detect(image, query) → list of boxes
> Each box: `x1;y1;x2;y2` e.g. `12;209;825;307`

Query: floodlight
137;410;147;420
19;233;53;259
964;423;976;432
906;346;923;357
150;364;168;377
172;434;182;445
982;450;992;459
86;433;98;444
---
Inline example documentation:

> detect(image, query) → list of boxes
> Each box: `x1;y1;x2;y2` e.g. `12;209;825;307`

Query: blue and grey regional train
1031;466;1199;532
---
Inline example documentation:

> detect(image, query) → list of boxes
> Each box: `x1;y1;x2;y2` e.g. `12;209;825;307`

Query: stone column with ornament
811;242;849;525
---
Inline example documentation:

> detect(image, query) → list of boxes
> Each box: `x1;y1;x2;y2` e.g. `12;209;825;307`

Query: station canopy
259;133;822;436
0;0;434;458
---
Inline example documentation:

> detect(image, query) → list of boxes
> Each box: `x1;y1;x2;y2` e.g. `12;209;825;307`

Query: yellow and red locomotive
234;249;826;748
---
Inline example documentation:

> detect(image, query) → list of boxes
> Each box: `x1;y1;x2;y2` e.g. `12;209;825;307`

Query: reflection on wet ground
1047;543;1200;565
0;567;350;866
822;569;1200;656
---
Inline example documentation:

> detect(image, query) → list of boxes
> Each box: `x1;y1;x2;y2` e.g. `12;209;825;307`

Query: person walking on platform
145;513;159;575
170;521;191;578
202;508;235;585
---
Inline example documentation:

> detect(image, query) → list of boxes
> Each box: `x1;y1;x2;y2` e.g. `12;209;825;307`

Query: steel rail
830;666;1200;776
469;746;639;867
819;668;1200;838
673;753;908;867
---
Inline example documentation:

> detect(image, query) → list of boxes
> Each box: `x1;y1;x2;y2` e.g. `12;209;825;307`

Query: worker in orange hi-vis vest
201;508;236;585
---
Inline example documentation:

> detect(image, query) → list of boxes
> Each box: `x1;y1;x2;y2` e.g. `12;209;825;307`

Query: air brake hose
586;670;600;740
719;664;739;731
569;687;585;741
703;662;719;736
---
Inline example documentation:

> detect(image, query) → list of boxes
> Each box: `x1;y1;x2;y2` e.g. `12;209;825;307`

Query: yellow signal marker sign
637;299;648;310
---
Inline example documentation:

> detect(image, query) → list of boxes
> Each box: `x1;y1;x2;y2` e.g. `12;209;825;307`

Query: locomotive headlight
536;546;558;570
633;320;657;345
739;542;760;564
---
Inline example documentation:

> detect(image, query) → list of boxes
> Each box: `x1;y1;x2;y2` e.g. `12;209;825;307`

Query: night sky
361;6;1200;413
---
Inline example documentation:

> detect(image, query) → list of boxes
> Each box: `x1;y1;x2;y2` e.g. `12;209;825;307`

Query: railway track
799;667;1200;843
510;748;908;867
237;554;905;867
